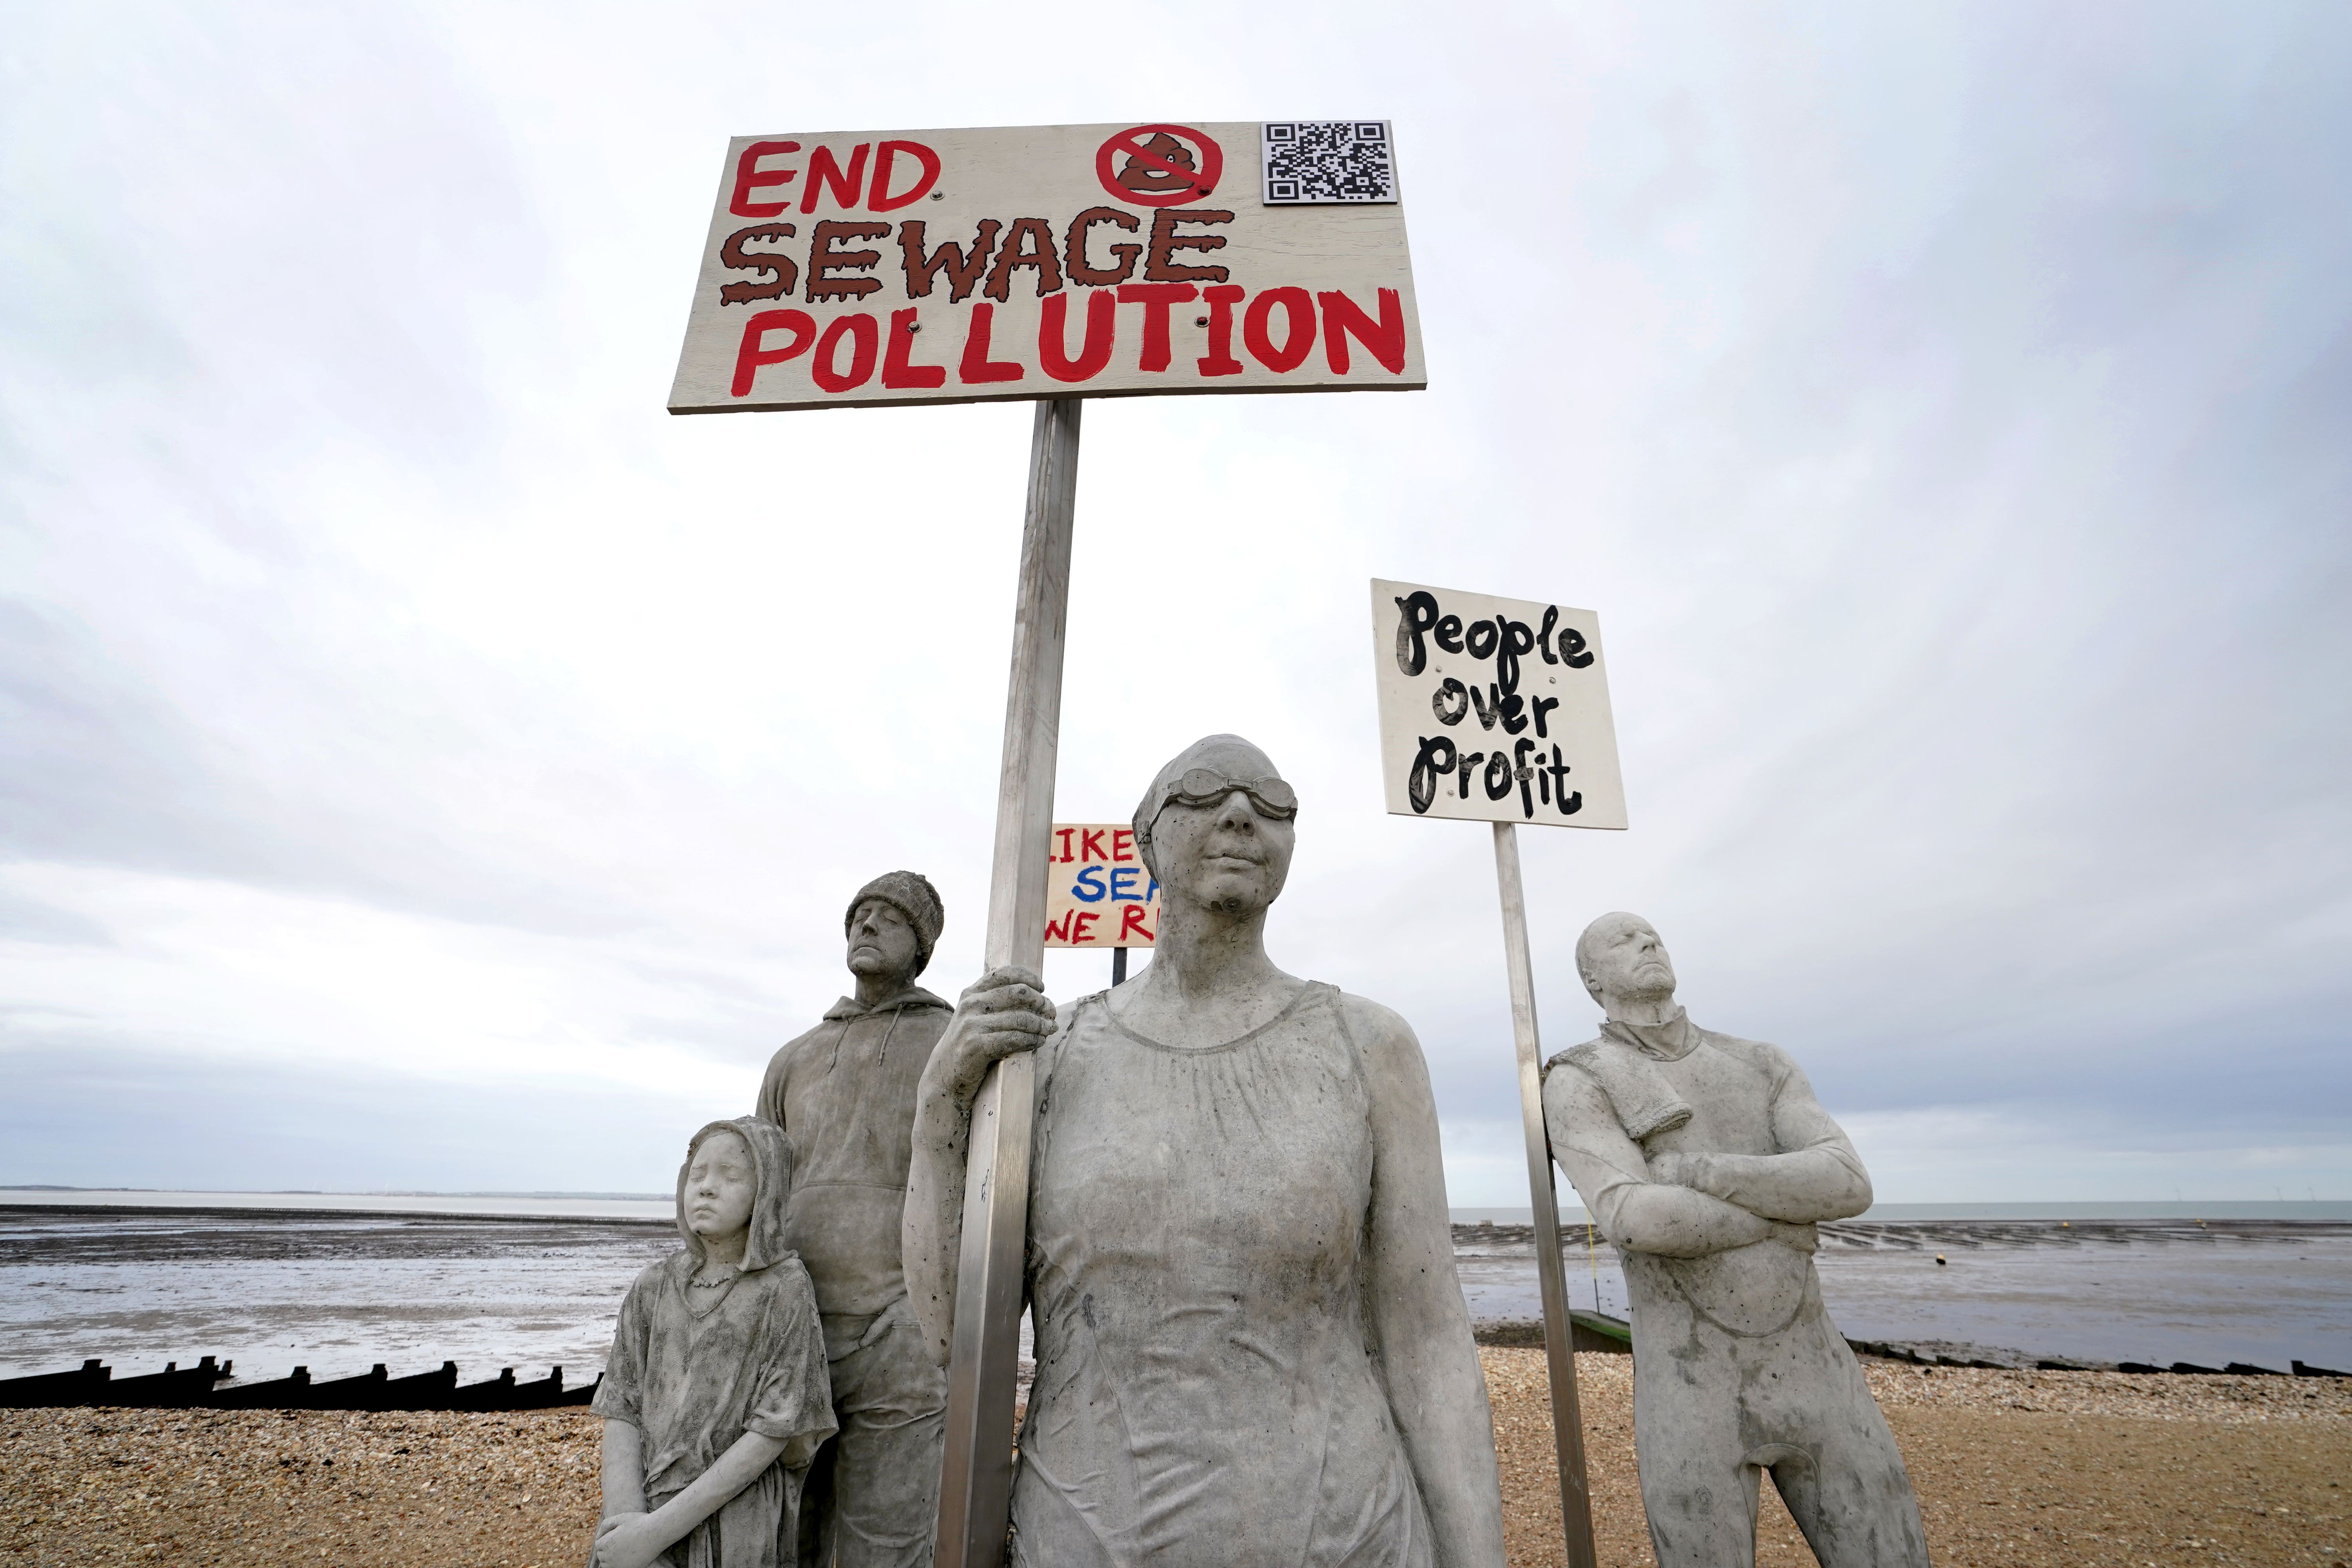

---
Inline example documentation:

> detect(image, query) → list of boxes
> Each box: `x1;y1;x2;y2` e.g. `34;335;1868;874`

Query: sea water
3;1197;2348;1383
1458;1214;2352;1370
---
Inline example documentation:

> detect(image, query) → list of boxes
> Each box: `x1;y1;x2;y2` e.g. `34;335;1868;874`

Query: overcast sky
3;2;2347;1205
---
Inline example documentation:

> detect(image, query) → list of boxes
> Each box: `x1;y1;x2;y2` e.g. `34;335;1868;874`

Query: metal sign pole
1492;821;1599;1568
933;397;1082;1568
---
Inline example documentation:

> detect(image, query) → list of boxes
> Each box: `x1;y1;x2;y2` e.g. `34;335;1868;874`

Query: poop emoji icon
1094;124;1223;206
1119;133;1197;193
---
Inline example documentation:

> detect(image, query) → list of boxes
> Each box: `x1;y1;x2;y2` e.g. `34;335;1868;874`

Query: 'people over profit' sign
1368;579;1629;831
1043;823;1160;947
670;122;1423;413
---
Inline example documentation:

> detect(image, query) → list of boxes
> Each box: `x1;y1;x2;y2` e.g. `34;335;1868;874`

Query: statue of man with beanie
756;871;952;1568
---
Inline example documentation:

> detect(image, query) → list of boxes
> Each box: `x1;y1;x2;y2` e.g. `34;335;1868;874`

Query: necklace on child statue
692;1269;738;1290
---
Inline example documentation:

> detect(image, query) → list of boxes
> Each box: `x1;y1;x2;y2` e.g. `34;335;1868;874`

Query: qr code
1261;121;1398;204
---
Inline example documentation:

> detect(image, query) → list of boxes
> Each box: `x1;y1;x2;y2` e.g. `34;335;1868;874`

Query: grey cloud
2;0;2347;1198
0;891;114;949
0;1039;720;1194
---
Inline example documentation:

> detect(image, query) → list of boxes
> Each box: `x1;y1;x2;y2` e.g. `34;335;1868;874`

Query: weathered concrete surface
1544;913;1927;1567
753;871;951;1568
907;737;1508;1568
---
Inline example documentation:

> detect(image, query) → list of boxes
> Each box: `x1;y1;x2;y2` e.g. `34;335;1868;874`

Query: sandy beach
5;1351;2346;1566
1489;1353;2352;1567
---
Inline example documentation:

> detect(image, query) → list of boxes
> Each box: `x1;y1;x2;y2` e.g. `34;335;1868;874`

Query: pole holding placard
933;397;1081;1568
1494;822;1599;1568
1367;577;1621;1566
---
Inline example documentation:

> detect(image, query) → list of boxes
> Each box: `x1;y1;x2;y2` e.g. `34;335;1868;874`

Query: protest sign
1368;579;1628;830
671;122;1423;412
1042;823;1160;947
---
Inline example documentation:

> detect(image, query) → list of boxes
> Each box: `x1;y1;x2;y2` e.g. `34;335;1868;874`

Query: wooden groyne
0;1357;597;1411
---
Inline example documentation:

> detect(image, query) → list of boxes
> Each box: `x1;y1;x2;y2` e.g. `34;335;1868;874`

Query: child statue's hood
675;1116;797;1273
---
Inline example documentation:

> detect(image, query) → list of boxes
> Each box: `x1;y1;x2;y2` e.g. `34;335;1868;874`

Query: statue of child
590;1117;838;1568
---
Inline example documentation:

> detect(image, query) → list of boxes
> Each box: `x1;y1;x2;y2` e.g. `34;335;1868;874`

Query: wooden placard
1042;822;1159;947
671;122;1423;413
1369;579;1629;830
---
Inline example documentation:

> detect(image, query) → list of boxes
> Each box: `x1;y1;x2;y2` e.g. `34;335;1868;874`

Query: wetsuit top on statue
1014;984;1435;1568
1542;1008;1873;1336
755;986;952;1320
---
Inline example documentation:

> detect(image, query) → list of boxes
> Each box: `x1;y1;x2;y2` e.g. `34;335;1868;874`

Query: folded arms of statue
1541;1040;1871;1260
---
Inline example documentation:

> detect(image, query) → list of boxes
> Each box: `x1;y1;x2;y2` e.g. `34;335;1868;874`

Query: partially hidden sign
1370;579;1628;830
1043;823;1160;947
670;122;1423;413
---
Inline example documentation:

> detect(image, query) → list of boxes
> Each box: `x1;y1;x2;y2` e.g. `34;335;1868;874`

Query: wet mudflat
7;1207;2351;1385
4;1355;2346;1567
1459;1218;2352;1370
0;1206;674;1385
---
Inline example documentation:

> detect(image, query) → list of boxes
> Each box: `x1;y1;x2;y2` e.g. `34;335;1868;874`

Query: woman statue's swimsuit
1013;983;1434;1568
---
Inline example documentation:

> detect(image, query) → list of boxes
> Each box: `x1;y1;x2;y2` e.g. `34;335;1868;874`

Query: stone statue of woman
905;735;1507;1568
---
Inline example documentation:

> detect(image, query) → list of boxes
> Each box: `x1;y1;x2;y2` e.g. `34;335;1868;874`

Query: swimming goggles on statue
1150;768;1299;820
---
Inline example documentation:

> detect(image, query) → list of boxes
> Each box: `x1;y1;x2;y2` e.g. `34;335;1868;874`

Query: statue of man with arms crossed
1544;912;1930;1568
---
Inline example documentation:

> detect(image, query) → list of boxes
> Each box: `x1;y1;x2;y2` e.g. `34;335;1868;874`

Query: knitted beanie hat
844;870;946;975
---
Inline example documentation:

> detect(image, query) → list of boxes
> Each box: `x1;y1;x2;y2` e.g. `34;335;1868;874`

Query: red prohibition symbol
1095;124;1223;207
